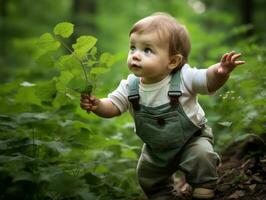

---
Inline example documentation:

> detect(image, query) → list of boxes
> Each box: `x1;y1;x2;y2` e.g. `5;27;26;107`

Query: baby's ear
168;54;183;70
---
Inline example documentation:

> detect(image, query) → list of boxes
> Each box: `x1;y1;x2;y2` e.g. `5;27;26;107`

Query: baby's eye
144;48;152;54
130;46;136;52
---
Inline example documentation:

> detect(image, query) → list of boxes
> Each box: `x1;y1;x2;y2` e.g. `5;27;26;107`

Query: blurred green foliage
0;0;265;199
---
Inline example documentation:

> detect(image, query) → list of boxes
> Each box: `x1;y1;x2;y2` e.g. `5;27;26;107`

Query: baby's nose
132;51;141;60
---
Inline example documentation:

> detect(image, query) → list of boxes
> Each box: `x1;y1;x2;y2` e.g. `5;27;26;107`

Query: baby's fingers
80;102;91;109
231;53;241;61
235;60;245;65
226;51;235;61
231;53;245;65
221;53;228;63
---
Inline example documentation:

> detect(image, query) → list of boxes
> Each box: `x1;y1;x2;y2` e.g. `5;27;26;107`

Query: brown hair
129;12;191;71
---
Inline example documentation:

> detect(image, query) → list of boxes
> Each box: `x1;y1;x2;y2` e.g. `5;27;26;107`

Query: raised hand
218;51;245;75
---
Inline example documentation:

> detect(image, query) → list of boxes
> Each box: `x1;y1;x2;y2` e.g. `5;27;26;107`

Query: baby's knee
193;148;220;168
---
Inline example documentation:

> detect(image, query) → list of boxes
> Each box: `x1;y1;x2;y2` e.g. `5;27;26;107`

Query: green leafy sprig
36;22;114;95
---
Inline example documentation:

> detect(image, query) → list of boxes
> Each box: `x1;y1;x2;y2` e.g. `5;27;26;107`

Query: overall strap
168;70;182;105
127;74;140;111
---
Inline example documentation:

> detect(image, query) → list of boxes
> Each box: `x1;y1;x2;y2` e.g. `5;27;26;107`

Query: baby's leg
136;145;181;200
178;126;220;198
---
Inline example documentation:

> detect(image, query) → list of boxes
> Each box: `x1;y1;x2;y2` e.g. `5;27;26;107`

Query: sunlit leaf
72;36;97;59
218;121;232;127
55;70;74;92
99;52;115;67
57;54;82;71
37;33;60;52
53;22;74;38
94;165;109;173
121;149;138;160
20;81;36;87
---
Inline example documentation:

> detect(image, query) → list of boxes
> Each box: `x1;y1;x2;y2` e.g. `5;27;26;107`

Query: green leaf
82;172;101;185
121;149;138;160
82;84;93;95
57;54;82;71
87;135;120;149
86;60;97;67
78;191;96;200
72;36;97;60
44;141;71;154
89;47;97;59
37;33;60;52
67;76;85;93
0;121;17;131
53;22;74;38
59;120;93;133
94;165;109;173
52;92;70;108
34;80;56;103
15;87;42;106
48;172;87;196
90;67;110;74
55;70;74;92
99;52;115;67
12;171;35;183
16;112;50;124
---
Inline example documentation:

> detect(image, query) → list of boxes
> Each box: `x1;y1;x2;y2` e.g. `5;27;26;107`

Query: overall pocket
134;111;185;149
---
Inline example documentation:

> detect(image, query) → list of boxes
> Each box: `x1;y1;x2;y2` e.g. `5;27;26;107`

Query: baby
80;12;245;200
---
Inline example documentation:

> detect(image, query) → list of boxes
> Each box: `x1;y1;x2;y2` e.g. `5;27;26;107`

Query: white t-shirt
107;64;213;127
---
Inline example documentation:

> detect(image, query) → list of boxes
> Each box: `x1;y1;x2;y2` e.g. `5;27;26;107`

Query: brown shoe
192;188;214;199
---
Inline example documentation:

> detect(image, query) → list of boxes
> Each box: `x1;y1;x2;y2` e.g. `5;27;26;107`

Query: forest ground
213;134;266;200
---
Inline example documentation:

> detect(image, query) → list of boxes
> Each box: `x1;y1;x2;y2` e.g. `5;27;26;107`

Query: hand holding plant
80;94;101;112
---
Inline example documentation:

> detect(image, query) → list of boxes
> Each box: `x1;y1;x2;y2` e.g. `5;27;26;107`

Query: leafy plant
0;22;142;200
36;22;114;96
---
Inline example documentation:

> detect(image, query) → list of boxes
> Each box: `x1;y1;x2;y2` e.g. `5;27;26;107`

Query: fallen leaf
228;190;245;199
252;174;263;183
249;184;256;191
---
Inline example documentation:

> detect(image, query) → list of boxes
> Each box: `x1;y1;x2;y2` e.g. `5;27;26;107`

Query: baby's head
129;12;191;71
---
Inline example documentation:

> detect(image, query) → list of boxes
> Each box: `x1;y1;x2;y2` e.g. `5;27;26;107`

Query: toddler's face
127;32;173;84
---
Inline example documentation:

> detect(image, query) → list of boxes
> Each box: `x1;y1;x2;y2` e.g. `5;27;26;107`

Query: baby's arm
207;51;245;92
80;94;121;118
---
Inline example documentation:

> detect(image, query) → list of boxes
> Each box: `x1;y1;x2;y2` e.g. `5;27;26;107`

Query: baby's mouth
131;63;141;68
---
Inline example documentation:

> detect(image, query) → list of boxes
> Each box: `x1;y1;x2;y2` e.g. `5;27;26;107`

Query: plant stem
55;35;89;89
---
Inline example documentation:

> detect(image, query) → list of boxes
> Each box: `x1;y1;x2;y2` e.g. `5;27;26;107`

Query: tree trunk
0;0;7;55
241;0;254;36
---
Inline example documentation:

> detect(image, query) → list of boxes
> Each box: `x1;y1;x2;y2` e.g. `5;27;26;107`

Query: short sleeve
107;78;130;114
181;64;214;95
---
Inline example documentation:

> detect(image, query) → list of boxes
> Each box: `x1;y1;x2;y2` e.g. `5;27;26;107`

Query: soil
213;134;266;200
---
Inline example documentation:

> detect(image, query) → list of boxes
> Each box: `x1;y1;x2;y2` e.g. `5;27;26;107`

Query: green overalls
128;71;220;200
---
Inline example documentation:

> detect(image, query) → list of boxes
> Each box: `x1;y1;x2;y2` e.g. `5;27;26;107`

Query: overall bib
128;71;220;200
